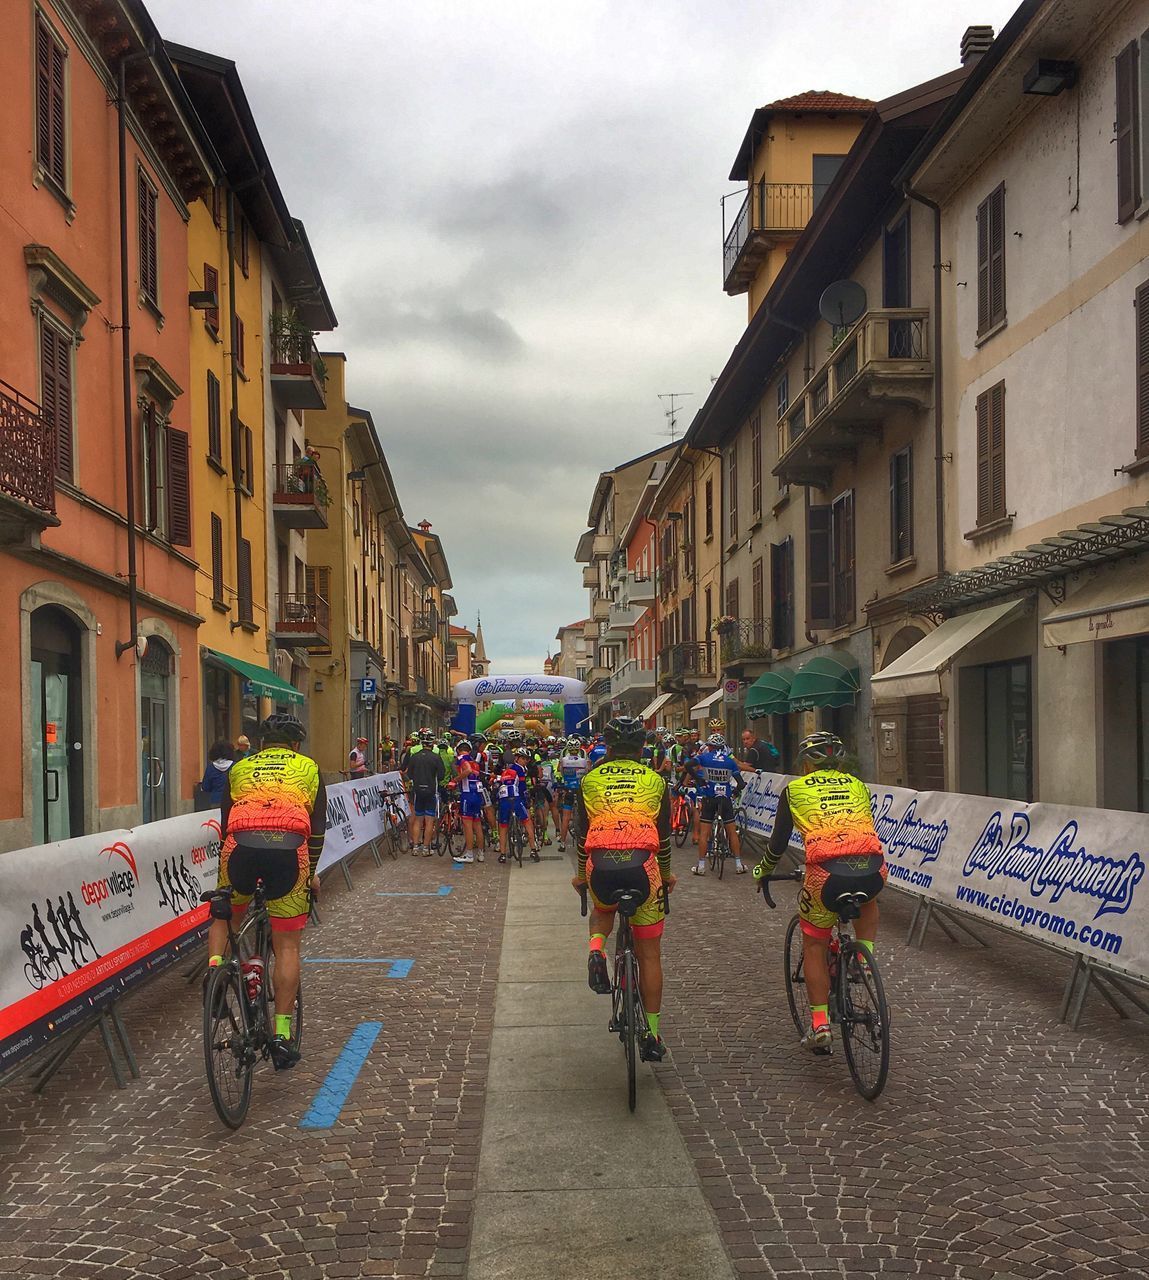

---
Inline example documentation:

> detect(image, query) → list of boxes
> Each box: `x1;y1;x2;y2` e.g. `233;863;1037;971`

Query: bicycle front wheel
203;964;253;1129
838;941;890;1101
783;914;811;1039
672;802;688;848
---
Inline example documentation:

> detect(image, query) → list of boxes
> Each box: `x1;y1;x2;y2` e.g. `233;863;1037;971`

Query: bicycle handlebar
757;866;804;909
578;884;588;917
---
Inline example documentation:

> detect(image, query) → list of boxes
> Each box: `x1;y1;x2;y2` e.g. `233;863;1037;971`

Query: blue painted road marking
299;1021;382;1130
303;957;414;977
376;885;452;896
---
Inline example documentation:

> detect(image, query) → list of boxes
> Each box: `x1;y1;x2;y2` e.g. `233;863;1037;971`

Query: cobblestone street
1;842;1148;1279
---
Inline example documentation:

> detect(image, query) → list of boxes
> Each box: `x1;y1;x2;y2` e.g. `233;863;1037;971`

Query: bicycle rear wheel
672;801;688;848
512;817;524;866
838;941;890;1101
716;828;728;880
622;950;638;1113
203;963;253;1129
783;914;811;1039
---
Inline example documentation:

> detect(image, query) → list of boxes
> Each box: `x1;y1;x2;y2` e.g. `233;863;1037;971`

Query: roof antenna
658;392;694;441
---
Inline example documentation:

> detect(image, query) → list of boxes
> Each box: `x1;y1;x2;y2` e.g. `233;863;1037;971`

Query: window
237;537;254;626
727;442;738;543
237;423;254;496
35;13;67;192
1117;41;1141;223
726;579;740;621
137;168;159;308
203;264;219;333
812;154;846;208
750;412;762;519
770;538;794;649
142;401;164;534
39;314;74;481
751;556;764;622
206;371;222;466
1136;280;1149;460
983;658;1032;801
210;513;225;605
232;313;245;375
890;446;913;562
704;478;714;539
776;374;789;421
807;491;854;629
976;183;1006;337
975;381;1006;525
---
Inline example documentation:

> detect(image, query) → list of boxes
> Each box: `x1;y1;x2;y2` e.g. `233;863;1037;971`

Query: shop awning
745;668;793;719
870;598;1025;700
641;692;674;720
690;688;724;719
1043;558;1149;647
789;654;860;711
205;649;305;705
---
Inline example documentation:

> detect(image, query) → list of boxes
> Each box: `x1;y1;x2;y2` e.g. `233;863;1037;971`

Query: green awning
205;649;305;706
788;654;860;711
745;668;794;719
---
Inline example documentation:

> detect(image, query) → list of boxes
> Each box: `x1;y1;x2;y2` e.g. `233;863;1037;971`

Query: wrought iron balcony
272;460;329;530
273;592;330;648
774;309;932;488
717;619;773;668
659;641;715;685
0;380;58;545
724;181;814;294
269;323;327;410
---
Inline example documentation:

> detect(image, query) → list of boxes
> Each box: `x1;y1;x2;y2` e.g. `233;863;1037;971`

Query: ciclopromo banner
739;772;1149;982
0;772;409;1072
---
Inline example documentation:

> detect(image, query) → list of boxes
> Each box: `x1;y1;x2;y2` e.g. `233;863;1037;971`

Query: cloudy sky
152;0;1018;672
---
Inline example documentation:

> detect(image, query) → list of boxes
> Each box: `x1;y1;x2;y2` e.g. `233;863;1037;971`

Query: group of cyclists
206;708;888;1071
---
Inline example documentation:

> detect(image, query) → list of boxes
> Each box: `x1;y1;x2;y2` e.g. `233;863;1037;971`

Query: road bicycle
579;878;670;1113
433;795;463;857
707;818;731;878
504;810;527;866
201;866;305;1129
760;866;890;1101
671;790;693;848
381;794;408;857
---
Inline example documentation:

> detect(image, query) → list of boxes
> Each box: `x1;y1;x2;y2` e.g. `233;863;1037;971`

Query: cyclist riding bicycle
209;713;325;1070
686;732;746;875
572;715;674;1061
754;730;887;1053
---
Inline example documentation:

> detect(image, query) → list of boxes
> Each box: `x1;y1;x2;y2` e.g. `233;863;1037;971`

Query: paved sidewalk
466;851;733;1280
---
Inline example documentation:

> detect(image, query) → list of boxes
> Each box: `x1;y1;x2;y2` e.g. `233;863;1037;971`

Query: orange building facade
0;0;215;850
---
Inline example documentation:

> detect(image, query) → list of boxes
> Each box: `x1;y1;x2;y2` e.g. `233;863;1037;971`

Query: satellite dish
818;280;867;329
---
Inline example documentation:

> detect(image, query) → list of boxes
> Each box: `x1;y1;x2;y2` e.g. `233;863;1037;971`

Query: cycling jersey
574;758;670;877
559;752;588;787
687;749;741;800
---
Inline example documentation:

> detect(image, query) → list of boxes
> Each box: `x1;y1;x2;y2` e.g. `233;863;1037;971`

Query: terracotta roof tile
763;90;875;114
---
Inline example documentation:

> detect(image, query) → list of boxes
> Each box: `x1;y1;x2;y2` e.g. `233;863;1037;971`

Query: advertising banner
739;772;1149;981
316;772;408;875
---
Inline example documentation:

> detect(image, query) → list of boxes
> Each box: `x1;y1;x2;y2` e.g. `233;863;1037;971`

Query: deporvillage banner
0;773;408;1071
739;772;1149;982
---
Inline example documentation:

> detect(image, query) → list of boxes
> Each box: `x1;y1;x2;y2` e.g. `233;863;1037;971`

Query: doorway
984;658;1032;801
30;606;84;843
140;637;173;824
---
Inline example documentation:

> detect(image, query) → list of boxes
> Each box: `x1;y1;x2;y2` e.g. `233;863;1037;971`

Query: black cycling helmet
260;713;305;745
603;715;646;754
798;730;845;765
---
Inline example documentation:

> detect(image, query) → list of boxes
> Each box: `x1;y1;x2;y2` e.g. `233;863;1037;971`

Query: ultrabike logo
870;794;949;867
955;884;1124;955
962;812;1145;921
473;677;564;699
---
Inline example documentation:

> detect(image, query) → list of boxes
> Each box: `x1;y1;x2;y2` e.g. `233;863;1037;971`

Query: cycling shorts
558;785;579;811
218;835;309;933
700;795;735;824
586;849;665;939
799;855;887;939
531;783;553;806
498;797;529;826
412;787;440;818
460;793;485;819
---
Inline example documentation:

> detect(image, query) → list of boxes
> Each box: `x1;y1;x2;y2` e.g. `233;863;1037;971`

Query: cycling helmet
472;732;486;744
708;717;725;731
798;731;845;765
706;733;727;749
456;740;472;753
603;716;646;753
260;713;305;745
512;746;529;758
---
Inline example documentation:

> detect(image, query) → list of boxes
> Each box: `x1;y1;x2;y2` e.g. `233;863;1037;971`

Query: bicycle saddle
831;890;870;923
605;888;642;917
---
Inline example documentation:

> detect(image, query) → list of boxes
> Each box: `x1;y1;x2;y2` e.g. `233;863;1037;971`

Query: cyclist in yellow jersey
572;716;675;1061
208;713;326;1069
754;731;886;1053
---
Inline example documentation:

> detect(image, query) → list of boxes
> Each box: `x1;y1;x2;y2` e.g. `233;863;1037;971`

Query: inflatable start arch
451;674;589;738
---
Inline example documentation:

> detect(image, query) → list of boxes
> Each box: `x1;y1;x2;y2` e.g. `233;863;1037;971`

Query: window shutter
989;382;1006;519
203;264;219;331
989;184;1006;329
36;20;52;174
751;556;764;622
138;172;158;304
233;314;245;373
49;39;66;188
726;578;739;620
207;371;222;463
243;425;254;495
807;505;832;629
976;197;990;335
1117;42;1140;224
166;427;191;546
834;490;855;624
306;565;331;606
890;448;913;562
237;537;253;624
1137;281;1149;458
728;444;738;541
750;413;762;518
41;320;73;481
210;513;224;602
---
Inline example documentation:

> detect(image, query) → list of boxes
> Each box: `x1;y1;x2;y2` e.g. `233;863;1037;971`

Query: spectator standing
736;728;781;774
199;740;235;807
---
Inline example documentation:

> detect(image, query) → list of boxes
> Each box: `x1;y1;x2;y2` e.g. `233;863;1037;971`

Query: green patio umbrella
744;668;794;719
787;654;860;711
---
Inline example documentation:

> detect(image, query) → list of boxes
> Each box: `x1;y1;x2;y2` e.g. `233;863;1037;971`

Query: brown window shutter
807;505;832;629
233;314;245;373
1137;281;1149;458
750;413;762;518
36;19;52;173
41;319;73;481
50;39;66;187
726;578;739;620
207;371;222;463
166;427;191;546
976;196;990;335
751;556;764;622
210;513;224;602
833;490;855;625
243;425;254;495
139;174;159;304
203;264;219;331
989;184;1006;328
728;444;738;541
1117;42;1140;224
237;537;253;624
989;382;1006;519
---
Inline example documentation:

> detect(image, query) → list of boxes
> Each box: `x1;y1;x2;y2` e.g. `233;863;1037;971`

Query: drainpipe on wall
903;183;946;579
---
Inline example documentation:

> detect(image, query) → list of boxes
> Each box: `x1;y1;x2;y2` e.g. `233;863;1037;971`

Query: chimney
961;25;995;65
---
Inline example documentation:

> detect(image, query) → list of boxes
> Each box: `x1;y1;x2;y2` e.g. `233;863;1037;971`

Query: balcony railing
611;657;656;698
269;322;327;410
619;571;655;607
0;380;57;541
412;610;437;643
273;592;330;647
774;309;932;487
272;460;329;530
724;181;815;293
659;641;715;682
717;619;773;666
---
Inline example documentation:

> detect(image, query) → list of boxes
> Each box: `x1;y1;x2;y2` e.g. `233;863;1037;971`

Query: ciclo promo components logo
83;840;139;906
